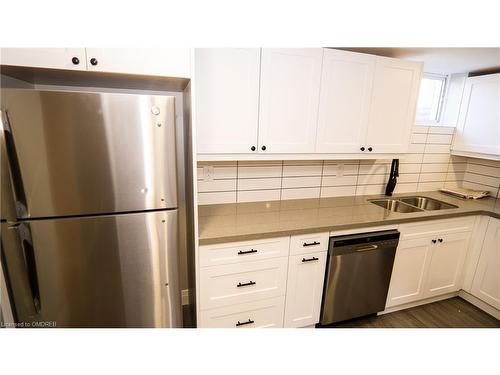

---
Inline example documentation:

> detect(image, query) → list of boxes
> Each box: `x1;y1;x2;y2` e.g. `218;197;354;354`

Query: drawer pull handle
238;249;258;255
236;319;255;327
237;281;256;287
303;241;320;247
302;256;319;263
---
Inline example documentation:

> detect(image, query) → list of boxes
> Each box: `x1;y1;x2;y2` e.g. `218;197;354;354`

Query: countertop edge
198;209;500;246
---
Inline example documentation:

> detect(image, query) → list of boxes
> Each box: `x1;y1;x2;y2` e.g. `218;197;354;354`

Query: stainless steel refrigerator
0;89;182;328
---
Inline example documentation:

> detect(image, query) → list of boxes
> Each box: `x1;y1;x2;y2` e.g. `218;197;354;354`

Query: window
416;73;447;124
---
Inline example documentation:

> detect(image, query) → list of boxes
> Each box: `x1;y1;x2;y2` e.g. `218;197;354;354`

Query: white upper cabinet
85;48;190;78
451;73;500;159
195;49;261;154
258;48;323;153
364;56;422;154
316;49;375;153
0;48;190;78
471;218;500;309
0;48;87;71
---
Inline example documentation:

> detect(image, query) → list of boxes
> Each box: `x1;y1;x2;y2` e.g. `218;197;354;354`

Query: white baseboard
458;290;500;320
181;289;193;306
379;292;459;315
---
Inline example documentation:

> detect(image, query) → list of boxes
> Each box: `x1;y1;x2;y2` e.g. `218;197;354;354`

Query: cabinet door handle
237;281;256;287
238;249;258;255
71;57;80;65
438;238;443;243
90;58;98;66
251;146;256;151
236;319;255;327
302;256;319;263
303;241;320;247
368;147;373;152
360;147;365;151
432;239;437;244
261;145;267;151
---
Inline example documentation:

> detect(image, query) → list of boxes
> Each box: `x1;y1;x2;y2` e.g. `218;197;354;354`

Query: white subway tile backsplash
237;189;281;203
426;134;453;145
282;163;323;177
198;179;237;193
198;191;236;205
420;163;450;173
321;175;358;187
428;126;455;134
320;186;357;198
282;176;322;189
281;187;320;200
238;165;282;178
238;178;281;191
196;127;500;205
424;144;451;154
411;133;428;144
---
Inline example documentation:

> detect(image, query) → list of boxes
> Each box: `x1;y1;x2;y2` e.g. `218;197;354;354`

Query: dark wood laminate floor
332;297;499;328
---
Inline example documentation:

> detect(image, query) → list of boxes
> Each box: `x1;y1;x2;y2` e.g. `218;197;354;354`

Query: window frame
415;72;449;126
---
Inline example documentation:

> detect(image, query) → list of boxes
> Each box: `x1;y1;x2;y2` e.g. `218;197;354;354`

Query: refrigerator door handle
13;223;41;314
1;110;28;218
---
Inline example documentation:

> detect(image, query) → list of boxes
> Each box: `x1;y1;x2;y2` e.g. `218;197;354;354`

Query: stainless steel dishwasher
320;230;400;325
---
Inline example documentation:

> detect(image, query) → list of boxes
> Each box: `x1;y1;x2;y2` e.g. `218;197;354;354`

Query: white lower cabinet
424;232;469;298
386;238;430;307
284;252;327;327
200;297;285;328
386;221;472;309
471;217;500;309
198;232;328;328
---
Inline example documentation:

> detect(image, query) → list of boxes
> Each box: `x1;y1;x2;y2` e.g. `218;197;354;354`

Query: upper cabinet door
365;57;422;153
195;49;261;154
0;48;87;71
85;48;191;78
258;49;323;153
452;73;500;156
316;49;375;153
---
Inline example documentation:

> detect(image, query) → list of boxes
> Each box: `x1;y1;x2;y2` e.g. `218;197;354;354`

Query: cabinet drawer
399;217;474;241
200;236;290;267
199;297;285;328
289;232;329;255
200;258;288;310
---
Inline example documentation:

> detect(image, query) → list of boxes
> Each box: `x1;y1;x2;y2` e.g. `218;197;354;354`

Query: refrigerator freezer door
1;90;177;218
0;113;16;221
1;210;181;328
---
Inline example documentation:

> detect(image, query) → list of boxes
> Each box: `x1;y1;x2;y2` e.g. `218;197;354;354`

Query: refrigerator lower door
1;210;181;328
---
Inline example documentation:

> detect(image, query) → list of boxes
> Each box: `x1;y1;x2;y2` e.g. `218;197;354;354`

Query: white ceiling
340;48;500;75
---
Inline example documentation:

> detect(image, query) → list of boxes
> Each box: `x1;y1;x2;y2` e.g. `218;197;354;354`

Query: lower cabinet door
386;238;430;308
284;252;327;327
200;297;285;328
424;232;470;298
471;218;500;309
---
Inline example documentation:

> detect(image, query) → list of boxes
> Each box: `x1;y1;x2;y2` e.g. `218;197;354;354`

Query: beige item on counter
439;187;490;200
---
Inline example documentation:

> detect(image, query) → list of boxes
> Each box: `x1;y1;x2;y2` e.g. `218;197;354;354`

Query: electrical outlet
203;166;214;181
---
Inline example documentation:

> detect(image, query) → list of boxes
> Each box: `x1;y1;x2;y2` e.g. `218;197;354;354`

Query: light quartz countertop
198;191;500;245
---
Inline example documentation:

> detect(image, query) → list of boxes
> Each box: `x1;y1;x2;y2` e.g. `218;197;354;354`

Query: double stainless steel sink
370;196;458;213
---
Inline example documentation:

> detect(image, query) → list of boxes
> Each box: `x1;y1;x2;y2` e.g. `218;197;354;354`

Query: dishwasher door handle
355;244;379;252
